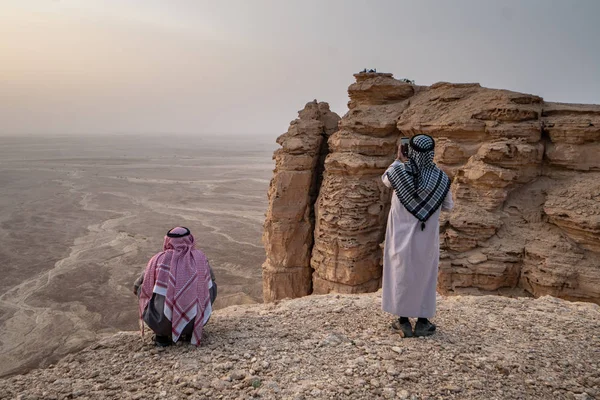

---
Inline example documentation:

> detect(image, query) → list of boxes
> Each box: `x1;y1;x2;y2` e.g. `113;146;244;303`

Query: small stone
467;253;488;264
230;370;246;380
215;361;234;371
468;380;484;389
245;376;262;389
442;385;462;393
211;378;230;390
574;393;592;400
391;347;403;355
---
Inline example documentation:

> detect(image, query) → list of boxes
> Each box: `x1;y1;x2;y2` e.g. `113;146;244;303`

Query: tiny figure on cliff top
381;135;453;338
134;226;217;347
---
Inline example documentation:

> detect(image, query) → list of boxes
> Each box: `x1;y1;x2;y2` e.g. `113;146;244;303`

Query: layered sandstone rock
263;73;600;304
262;101;340;302
400;82;600;303
310;74;414;294
543;102;600;171
543;174;600;253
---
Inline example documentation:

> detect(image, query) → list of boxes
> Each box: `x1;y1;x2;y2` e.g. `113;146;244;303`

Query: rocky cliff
262;101;340;302
2;292;599;400
263;72;600;303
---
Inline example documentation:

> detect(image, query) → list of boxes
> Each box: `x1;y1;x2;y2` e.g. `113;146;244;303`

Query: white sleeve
382;160;403;188
382;173;391;188
442;190;454;211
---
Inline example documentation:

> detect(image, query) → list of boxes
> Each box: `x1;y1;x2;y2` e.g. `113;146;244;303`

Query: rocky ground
2;292;599;400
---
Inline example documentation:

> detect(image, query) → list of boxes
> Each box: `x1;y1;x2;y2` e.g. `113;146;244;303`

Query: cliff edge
2;292;599;400
263;73;600;303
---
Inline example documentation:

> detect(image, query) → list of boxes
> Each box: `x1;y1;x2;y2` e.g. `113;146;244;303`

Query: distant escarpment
263;73;600;304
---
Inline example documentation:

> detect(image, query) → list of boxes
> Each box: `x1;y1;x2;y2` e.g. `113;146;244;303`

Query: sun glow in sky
1;0;599;136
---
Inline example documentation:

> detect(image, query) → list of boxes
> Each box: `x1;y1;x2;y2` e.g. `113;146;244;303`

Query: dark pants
143;281;217;338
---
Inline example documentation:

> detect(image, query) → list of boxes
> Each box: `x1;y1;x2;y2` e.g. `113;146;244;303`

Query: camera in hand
400;137;410;157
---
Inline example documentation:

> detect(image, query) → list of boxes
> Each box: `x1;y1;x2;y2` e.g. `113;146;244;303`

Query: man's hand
396;145;407;162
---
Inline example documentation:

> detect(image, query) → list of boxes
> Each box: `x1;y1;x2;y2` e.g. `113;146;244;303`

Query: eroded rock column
262;101;339;301
310;73;415;294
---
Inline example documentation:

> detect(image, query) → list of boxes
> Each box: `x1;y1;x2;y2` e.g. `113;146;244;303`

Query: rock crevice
261;101;340;302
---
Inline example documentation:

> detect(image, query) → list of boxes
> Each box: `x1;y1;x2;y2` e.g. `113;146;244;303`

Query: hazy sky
1;0;599;136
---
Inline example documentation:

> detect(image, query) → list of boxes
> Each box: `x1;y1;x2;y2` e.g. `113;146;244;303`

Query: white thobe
381;160;454;318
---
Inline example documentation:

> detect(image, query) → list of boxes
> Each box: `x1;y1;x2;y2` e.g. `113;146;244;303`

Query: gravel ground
2;292;599;400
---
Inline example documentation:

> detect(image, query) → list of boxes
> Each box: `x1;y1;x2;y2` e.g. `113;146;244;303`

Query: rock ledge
3;292;599;400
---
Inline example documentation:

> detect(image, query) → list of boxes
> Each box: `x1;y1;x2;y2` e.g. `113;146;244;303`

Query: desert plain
0;134;275;376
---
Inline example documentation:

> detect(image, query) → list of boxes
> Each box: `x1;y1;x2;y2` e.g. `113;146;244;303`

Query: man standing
381;134;453;337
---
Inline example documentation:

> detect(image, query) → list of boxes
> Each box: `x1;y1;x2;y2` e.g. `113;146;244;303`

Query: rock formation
311;74;415;294
262;101;340;302
263;72;600;304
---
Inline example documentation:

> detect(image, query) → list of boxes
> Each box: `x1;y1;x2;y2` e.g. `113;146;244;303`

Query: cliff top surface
3;292;599;400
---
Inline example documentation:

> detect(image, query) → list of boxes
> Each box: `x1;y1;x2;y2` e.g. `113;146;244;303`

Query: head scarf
139;227;211;345
386;135;451;230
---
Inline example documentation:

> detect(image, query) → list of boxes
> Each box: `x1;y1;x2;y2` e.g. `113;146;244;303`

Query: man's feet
179;334;192;343
391;319;414;338
154;335;172;347
414;319;436;337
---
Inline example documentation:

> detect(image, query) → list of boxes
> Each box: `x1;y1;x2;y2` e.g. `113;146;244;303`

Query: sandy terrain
0;134;275;376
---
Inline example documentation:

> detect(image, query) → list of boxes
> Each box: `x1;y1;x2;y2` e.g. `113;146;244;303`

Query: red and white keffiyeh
139;227;211;345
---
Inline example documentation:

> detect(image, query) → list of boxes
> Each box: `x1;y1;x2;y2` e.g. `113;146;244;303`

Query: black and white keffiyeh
386;134;451;231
